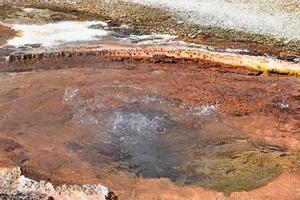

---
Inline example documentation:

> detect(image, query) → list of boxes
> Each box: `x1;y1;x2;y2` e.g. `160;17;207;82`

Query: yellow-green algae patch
178;149;299;196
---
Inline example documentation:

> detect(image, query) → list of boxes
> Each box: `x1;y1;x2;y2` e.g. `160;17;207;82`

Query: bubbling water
62;83;288;194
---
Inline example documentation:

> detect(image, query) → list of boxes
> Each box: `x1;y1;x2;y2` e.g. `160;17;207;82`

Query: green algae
178;149;299;196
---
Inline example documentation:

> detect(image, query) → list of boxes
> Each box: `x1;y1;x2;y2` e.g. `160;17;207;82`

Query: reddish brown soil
0;56;299;199
0;24;16;46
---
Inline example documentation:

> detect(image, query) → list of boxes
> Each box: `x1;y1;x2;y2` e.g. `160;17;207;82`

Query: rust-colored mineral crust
0;24;16;46
0;58;299;199
2;44;300;75
0;2;299;199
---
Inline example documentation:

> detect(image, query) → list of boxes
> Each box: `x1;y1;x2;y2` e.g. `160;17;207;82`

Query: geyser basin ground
0;58;299;199
0;2;299;200
4;0;300;58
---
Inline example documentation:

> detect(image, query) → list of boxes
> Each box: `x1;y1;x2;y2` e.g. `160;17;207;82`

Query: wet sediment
0;56;299;199
0;1;299;199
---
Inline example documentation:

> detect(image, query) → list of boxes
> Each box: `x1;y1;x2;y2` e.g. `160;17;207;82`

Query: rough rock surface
0;167;117;200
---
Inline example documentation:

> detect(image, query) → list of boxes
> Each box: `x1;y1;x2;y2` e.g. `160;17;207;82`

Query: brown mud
0;54;299;199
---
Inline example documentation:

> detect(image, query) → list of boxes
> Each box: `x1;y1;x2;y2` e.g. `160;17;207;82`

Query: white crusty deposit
6;21;109;47
127;0;300;41
0;167;110;200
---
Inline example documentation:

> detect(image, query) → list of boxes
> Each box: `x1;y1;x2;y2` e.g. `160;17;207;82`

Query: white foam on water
127;0;300;40
6;21;109;47
111;112;163;136
190;104;218;116
63;87;100;126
